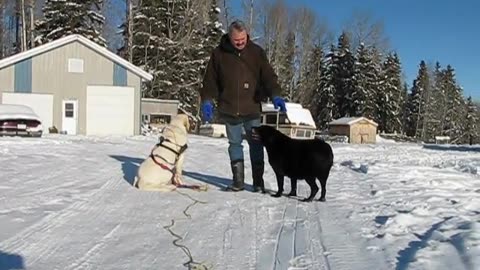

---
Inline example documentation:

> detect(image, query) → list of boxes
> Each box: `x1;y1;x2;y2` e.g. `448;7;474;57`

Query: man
199;20;286;192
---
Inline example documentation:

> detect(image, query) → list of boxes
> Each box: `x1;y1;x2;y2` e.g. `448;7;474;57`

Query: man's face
229;29;248;50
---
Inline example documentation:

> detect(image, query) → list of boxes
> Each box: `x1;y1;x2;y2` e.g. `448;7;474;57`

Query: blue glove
273;96;286;112
201;100;214;122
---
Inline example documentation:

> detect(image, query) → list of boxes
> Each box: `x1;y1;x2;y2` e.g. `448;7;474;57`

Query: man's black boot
252;161;266;193
226;160;245;191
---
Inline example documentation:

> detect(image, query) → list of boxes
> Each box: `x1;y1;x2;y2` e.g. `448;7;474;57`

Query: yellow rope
163;190;213;270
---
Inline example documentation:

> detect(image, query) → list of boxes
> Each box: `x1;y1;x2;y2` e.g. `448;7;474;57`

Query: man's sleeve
259;48;282;98
200;51;219;102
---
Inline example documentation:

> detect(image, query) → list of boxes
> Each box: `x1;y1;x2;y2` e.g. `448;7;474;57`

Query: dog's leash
175;183;209;192
163;190;213;270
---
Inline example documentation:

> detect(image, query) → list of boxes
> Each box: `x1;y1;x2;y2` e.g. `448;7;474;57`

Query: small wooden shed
328;117;378;144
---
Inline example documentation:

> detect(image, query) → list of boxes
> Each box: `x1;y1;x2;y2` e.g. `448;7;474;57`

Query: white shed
261;102;316;139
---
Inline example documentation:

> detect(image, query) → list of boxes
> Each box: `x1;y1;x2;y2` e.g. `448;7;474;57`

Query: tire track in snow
0;176;119;263
291;185;330;270
290;201;317;270
249;196;259;270
272;197;298;270
220;195;257;270
308;167;389;270
256;187;325;270
255;196;288;269
67;224;121;270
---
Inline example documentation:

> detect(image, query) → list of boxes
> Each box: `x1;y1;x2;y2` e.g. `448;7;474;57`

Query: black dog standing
252;125;334;202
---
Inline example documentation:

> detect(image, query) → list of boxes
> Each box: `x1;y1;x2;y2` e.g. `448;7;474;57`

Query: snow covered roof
262;102;316;128
329;117;378;127
0;34;153;81
262;102;303;112
0;104;41;121
141;98;179;104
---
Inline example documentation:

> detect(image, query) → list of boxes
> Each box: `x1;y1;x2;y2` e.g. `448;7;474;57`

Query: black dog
252;125;334;202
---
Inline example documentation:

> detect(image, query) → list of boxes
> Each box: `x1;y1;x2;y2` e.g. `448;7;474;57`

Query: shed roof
329;117;378;127
0;34;153;81
141;98;179;104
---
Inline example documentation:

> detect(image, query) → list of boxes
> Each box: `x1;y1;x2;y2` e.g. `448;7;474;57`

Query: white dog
134;114;190;191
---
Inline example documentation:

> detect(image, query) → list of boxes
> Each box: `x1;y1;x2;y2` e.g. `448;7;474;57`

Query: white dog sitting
134;114;190;191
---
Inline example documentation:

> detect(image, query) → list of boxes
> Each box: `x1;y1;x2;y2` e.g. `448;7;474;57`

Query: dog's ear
182;114;190;131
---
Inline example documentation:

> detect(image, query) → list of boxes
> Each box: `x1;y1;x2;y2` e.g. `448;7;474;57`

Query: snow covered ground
0;133;479;270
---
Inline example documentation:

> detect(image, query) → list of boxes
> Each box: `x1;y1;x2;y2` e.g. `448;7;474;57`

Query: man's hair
228;20;248;34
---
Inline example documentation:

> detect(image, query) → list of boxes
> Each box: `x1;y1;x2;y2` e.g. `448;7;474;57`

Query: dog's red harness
150;136;205;190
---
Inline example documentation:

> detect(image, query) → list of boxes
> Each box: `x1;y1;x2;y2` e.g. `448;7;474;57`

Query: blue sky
231;0;480;99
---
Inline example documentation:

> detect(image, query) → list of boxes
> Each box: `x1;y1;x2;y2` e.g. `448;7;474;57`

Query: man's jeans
224;116;264;163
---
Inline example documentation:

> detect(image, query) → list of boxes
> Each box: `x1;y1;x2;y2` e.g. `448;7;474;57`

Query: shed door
62;100;78;135
361;134;368;144
86;86;135;136
1;93;53;133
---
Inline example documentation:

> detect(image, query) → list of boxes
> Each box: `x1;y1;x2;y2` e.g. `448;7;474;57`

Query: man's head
228;20;248;51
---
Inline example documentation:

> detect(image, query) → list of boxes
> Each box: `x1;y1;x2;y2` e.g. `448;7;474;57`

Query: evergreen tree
441;65;466;142
301;42;323;113
203;0;224;55
401;83;409;134
314;44;337;130
465;96;479;145
131;0;167;96
352;43;377;119
132;0;206;116
35;0;106;46
380;52;403;133
334;31;356;117
424;62;445;139
196;0;224;122
370;46;384;125
406;60;430;138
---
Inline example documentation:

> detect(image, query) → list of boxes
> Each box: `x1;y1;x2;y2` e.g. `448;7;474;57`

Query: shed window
64;103;74;118
68;58;84;73
264;113;289;125
142;114;150;123
150;114;171;125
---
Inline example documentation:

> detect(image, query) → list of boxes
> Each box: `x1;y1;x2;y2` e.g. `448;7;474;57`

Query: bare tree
219;0;230;29
292;6;317;83
241;0;261;36
344;10;389;52
0;0;4;57
20;0;27;51
259;0;288;65
312;16;332;50
34;0;43;17
295;13;331;105
240;0;253;29
125;0;133;61
29;0;34;48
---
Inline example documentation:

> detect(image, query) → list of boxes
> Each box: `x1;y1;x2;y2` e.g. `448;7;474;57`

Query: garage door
86;86;135;136
1;93;54;134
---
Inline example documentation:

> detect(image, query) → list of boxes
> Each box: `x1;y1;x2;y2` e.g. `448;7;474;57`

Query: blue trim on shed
113;63;128;86
14;57;32;93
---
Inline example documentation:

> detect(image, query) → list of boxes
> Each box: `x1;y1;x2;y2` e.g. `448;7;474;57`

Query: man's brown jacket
200;34;282;118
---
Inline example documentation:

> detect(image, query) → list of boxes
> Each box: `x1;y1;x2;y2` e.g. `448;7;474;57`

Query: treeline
0;0;478;143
